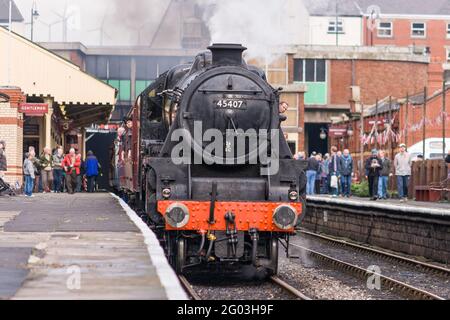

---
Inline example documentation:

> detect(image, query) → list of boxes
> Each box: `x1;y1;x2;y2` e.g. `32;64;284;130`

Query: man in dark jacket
0;140;6;178
365;149;382;200
340;149;353;197
306;152;319;195
377;150;392;200
85;151;101;193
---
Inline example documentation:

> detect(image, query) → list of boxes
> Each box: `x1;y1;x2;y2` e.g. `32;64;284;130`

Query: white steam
196;0;306;59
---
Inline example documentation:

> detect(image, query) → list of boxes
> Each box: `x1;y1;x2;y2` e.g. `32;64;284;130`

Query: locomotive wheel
175;237;186;274
269;237;279;275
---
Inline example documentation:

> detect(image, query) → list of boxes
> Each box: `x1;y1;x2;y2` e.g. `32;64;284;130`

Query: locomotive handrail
197;89;263;94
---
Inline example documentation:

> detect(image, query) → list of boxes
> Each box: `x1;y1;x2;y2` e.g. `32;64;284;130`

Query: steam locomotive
112;44;307;275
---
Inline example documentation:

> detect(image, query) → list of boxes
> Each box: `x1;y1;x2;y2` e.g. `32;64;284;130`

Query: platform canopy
0;26;116;126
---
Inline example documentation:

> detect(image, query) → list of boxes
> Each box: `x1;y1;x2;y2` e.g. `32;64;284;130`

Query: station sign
19;103;48;116
329;125;347;138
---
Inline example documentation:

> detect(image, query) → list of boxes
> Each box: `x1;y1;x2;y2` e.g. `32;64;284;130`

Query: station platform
0;193;186;300
307;195;450;218
304;195;450;264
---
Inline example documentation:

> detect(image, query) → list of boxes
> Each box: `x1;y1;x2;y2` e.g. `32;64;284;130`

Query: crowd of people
297;146;355;198
295;143;448;202
22;146;101;197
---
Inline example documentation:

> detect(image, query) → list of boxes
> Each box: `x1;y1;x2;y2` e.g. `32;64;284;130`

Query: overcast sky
15;0;150;45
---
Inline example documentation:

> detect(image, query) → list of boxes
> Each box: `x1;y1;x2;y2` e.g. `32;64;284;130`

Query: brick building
328;86;450;176
254;45;429;155
359;0;450;93
0;87;25;184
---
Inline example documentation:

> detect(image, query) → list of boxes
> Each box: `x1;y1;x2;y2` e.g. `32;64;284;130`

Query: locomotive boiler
113;44;307;275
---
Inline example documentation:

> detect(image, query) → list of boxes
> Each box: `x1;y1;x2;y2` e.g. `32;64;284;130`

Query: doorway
86;132;116;191
305;123;329;156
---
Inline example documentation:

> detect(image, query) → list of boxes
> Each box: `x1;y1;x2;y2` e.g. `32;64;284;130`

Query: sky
14;0;167;45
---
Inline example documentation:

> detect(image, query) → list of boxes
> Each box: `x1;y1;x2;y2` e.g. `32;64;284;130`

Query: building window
411;22;426;38
377;21;393;37
293;59;327;105
293;59;326;83
447;23;450;38
328;20;344;34
446;49;450;63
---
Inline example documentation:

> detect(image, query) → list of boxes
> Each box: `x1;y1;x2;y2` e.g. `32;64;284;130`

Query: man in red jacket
62;148;81;194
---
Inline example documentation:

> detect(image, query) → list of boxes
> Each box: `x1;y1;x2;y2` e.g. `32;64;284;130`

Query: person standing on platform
0;140;7;179
378;150;392;200
365;149;381;200
306;152;319;195
320;153;330;194
39;147;53;193
85;151;100;193
52;147;64;193
394;144;412;202
23;153;35;197
315;153;323;194
62;148;81;195
295;151;306;161
76;151;84;193
329;146;343;197
341;149;353;198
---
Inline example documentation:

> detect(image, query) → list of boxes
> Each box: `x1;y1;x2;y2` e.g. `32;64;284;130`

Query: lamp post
30;1;39;41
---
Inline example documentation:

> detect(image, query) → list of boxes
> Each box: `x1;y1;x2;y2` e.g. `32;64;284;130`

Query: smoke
109;0;170;45
14;0;170;45
196;0;307;60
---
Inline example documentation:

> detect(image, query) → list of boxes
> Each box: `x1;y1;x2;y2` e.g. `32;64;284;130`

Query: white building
302;0;364;46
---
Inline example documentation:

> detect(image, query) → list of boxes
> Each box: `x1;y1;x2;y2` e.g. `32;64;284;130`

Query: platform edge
110;193;188;300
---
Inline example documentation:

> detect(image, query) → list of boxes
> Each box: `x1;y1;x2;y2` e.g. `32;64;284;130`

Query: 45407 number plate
215;100;247;110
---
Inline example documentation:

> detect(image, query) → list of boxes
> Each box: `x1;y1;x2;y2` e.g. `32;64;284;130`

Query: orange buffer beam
158;201;304;232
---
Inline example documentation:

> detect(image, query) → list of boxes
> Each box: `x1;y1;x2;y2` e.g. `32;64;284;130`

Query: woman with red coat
62;148;81;194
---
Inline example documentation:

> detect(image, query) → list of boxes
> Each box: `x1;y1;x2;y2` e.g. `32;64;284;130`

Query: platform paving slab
0;193;186;300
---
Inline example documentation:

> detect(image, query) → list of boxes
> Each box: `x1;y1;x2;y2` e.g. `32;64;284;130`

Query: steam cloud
196;0;306;59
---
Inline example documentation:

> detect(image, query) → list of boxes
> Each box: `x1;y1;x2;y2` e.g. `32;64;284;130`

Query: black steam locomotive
114;44;307;275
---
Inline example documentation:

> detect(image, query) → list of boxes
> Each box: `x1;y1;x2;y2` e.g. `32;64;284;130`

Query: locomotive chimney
208;43;247;66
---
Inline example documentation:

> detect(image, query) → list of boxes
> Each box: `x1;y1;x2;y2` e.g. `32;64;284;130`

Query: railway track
269;276;313;300
179;274;313;300
289;241;446;300
300;229;450;278
179;275;202;300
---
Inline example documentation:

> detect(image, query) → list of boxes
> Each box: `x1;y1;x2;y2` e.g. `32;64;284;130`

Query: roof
0;26;116;109
356;0;450;16
39;42;200;57
0;0;23;23
364;85;450;117
303;0;450;17
303;0;362;17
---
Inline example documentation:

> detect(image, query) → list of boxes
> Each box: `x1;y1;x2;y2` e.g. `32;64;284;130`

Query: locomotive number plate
215;100;247;110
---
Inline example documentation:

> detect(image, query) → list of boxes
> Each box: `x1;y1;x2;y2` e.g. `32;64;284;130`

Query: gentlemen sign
19;103;48;116
329;125;347;137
